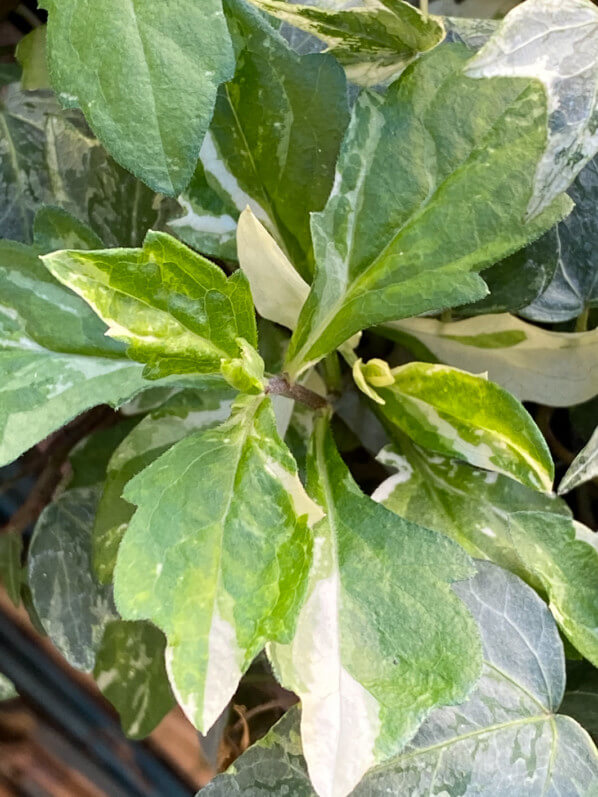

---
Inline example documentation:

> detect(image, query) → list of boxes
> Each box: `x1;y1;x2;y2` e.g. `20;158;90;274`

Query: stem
440;309;452;324
575;305;590;333
420;0;428;16
321;352;342;396
266;375;328;411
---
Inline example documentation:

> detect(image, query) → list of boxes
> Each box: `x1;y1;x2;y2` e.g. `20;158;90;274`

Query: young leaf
28;488;117;672
94;620;175;739
40;0;235;195
113;394;317;733
207;563;598;796
375;440;598;666
94;393;232;584
195;0;349;280
355;360;554;491
524;155;598;323
466;0;598;219
285;45;572;377
237;207;309;330
16;26;50;92
249;0;445;86
559;426;598;495
268;414;481;797
42;231;257;379
383;314;598;407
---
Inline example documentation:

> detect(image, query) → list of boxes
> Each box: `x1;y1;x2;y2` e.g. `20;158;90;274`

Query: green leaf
33;206;104;252
40;0;235;195
524;154;598;323
0;237;217;466
249;0;445;86
0;85;58;242
285;45;572;377
356;360;554;491
375;439;598;666
207;562;598;796
94;392;232;584
562;662;598;744
268;414;481;797
0;531;22;606
42;231;257;379
114;394;316;733
190;0;349;280
94;620;175;739
68;417;140;490
559;426;598;495
16;26;50;92
28;487;117;672
465;0;598;219
383;313;598;407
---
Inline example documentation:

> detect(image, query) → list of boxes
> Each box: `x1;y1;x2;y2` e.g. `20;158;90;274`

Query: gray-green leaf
40;0;235;195
285;44;572;377
28;487;117;672
94;620;174;738
268;414;481;797
42;231;257;379
205;562;598;796
249;0;445;86
114;394;316;733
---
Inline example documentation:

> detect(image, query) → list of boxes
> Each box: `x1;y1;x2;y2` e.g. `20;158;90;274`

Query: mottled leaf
114;394;316;733
180;0;349;279
466;0;598;219
41;0;235;195
383;314;598;407
208;562;598;796
94;392;232;584
0;531;22;606
356;360;553;491
375;440;598;666
559;426;598;495
249;0;445;86
16;26;50;91
268;415;481;797
42;231;257;379
28;487;117;672
94;620;174;739
33;206;103;252
285;45;572;377
524;155;598;323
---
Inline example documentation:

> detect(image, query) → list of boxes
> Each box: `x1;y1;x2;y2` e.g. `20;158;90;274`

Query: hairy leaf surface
42;231;257;378
383;314;598;407
268;415;481;797
41;0;235;195
206;563;598;796
114;394;316;733
356;360;553;491
249;0;444;86
285;45;572;376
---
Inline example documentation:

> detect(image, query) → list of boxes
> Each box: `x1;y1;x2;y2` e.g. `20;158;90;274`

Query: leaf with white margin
355;359;554;491
268;414;481;797
284;44;572;378
93;391;232;584
42;230;257;379
524;154;598;323
237;207;309;331
382;314;598;407
249;0;445;87
28;487;117;672
94;620;175;739
40;0;235;196
559;426;598;495
114;393;317;733
207;562;598;796
375;438;598;665
465;0;598;220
